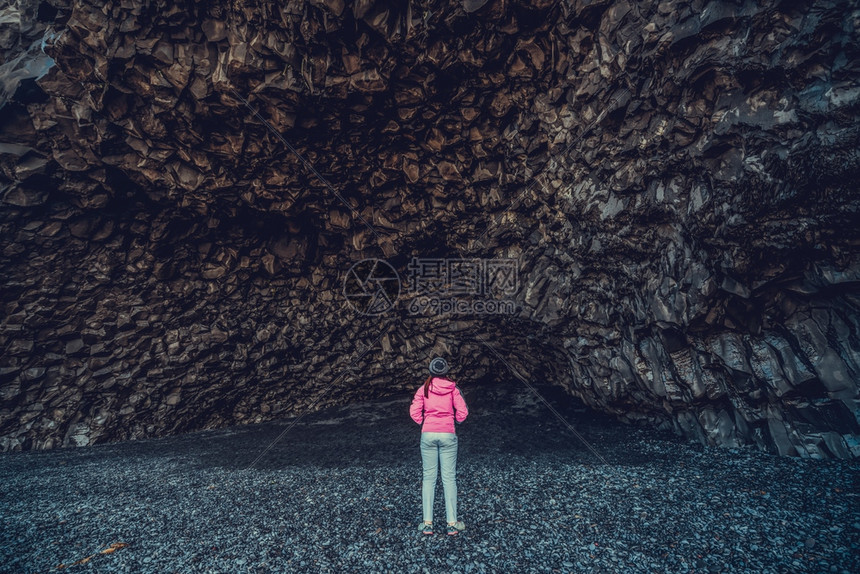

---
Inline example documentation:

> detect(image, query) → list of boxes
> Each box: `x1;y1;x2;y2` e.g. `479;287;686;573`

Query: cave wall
1;0;858;457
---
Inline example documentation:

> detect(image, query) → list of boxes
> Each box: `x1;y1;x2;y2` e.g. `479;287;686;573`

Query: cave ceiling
0;0;858;457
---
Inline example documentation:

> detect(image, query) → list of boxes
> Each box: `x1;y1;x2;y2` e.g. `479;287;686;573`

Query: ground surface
1;383;858;573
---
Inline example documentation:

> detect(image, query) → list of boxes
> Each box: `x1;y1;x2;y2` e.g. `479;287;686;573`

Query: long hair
423;375;433;398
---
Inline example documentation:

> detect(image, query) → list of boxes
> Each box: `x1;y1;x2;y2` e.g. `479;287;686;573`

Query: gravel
1;384;858;573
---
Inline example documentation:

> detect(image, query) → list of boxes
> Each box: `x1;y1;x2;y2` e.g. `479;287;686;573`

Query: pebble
0;391;857;573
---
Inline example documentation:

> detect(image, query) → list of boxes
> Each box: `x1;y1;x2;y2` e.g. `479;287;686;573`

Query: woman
409;357;469;536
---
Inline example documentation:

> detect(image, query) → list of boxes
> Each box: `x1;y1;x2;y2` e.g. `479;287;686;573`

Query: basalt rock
0;0;858;457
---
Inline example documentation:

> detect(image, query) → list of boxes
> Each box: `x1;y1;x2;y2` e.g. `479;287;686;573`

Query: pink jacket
410;377;468;433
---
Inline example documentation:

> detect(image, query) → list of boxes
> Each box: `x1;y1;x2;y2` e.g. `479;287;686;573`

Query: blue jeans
420;432;458;524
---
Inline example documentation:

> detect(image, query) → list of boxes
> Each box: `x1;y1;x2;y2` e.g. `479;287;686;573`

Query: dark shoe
447;524;459;536
419;522;433;535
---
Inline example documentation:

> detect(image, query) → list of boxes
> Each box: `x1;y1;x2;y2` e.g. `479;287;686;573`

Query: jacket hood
429;377;456;395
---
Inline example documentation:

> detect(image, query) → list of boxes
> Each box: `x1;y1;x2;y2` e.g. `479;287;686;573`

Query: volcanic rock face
0;0;858;457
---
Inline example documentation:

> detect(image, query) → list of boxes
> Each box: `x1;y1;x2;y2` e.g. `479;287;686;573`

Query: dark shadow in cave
178;377;689;473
